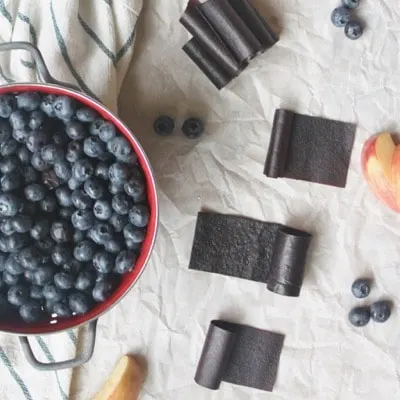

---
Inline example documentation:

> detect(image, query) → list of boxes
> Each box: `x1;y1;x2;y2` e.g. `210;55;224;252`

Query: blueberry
0;194;21;217
25;183;46;202
123;224;146;244
370;300;391;323
62;259;84;275
98;121;116;142
55;186;73;207
20;300;43;322
90;118;105;136
76;107;97;123
0;156;19;174
93;199;113;221
129;205;149;228
109;163;130;186
66;141;84;163
348;306;370;327
109;182;124;195
0;94;16;118
41;144;63;164
31;151;50;171
75;269;95;291
28;110;45;130
17;92;41;111
154;116;175;136
59;207;74;220
182;117;204;139
84;178;105;199
93;251;114;273
345;20;363;40
124;176;145;202
72;209;96;231
107;137;136;164
16;146;31;165
53;96;76;120
92;280;113;302
13;127;31;143
3;271;20;285
40;194;57;213
114;250;136;274
331;6;351;27
342;0;359;8
126;239;141;251
54;160;72;181
89;223;114;245
94;162;110;180
0;219;14;236
30;285;44;299
351;278;371;299
54;272;75;290
9;109;28;130
74;240;97;262
69;292;90;314
32;266;55;286
5;233;30;253
18;246;43;269
51;221;72;243
111;194;131;215
43;284;64;302
11;214;32;233
68;178;81;191
0;138;18;156
52;244;73;265
27;130;50;153
35;238;54;255
83;136;106;158
104;240;122;254
109;213;128;232
72;158;94;182
52;128;69;146
72;229;86;243
21;166;38;184
40;94;57;117
1;170;22;192
8;284;29;306
66;120;88;140
72;189;93;210
24;269;35;283
53;301;72;318
5;255;24;275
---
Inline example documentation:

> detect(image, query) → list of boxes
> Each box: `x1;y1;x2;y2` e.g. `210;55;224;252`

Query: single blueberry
72;158;94;182
41;144;63;164
83;178;105;200
25;183;46;202
107;136;137;164
66;141;84;163
98;121;116;142
0;194;21;217
21;166;38;184
111;194;131;215
62;259;84;275
27;130;50;153
370;300;391;323
76;107;97;123
20;300;43;322
8;284;29;306
66;120;88;140
90;118;104;136
40;194;57;213
54;272;75;290
0;156;19;174
69;292;90;315
30;284;44;300
51;221;72;243
351;278;371;299
126;239;141;251
17;92;41;111
104;240;122;254
42;169;63;191
123;224;146;244
93;199;113;221
124;176;146;202
17;246;43;269
52;244;73;266
53;96;77;120
109;182;124;195
32;266;55;286
31;151;50;172
9;110;28;130
54;160;72;181
348;306;370;327
1;170;22;192
16;146;31;165
93;251;114;273
72;229;86;243
43;284;64;302
109;213;128;233
40;94;57;117
13;127;31;143
5;255;24;275
24;270;35;283
182;117;204;139
55;186;73;207
0;138;18;156
0;94;16;118
53;301;72;318
83;136;106;158
73;240;97;262
154;116;175;136
114;250;136;275
3;271;20;285
11;214;33;233
0;219;15;236
5;233;30;253
342;0;359;8
129;205;150;228
108;163;130;186
59;207;75;220
72;189;93;210
52;128;70;146
75;269;95;291
92;280;113;302
68;178;81;191
331;6;351;27
94;163;109;181
89;222;114;245
28;110;45;130
345;20;363;40
71;209;96;231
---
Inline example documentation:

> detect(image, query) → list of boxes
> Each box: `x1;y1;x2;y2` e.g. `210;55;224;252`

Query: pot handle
0;41;78;89
19;320;97;371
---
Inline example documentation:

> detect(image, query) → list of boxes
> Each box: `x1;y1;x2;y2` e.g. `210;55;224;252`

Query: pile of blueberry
0;91;150;324
331;0;363;40
348;278;392;327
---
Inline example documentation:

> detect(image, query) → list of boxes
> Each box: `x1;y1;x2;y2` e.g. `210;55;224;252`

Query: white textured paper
75;1;400;399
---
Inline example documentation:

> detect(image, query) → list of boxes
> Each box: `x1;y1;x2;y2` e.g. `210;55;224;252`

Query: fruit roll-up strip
180;0;243;78
198;0;262;64
227;0;279;52
183;38;234;90
264;109;295;178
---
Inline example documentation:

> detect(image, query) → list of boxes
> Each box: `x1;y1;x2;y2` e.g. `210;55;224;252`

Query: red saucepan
0;42;158;370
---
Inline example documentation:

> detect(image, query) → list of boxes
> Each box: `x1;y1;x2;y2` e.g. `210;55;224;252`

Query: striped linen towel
0;0;142;399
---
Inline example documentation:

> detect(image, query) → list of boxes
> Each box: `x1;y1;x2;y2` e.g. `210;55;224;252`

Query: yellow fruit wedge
93;356;144;400
375;132;396;181
391;145;400;210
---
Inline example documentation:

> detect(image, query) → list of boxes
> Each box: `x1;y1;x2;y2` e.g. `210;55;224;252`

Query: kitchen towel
0;1;142;399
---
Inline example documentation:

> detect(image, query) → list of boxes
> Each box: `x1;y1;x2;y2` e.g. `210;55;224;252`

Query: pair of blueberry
154;116;204;139
348;278;392;327
331;0;363;40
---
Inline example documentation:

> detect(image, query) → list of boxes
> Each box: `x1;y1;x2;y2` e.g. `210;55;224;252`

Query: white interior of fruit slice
375;132;396;181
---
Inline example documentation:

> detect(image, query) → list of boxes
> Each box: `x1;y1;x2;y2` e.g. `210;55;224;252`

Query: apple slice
391;145;400;210
375;132;396;181
93;355;144;400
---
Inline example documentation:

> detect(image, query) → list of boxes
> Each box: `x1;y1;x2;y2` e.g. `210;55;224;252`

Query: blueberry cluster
154;116;204;139
331;0;363;40
348;278;392;327
0;91;149;324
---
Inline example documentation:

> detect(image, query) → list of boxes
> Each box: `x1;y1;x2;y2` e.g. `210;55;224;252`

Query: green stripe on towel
115;27;136;63
0;0;12;23
0;65;14;83
67;330;77;345
0;346;33;400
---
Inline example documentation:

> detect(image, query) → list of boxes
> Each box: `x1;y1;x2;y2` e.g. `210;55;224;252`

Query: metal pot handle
0;41;78;89
19;320;97;371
